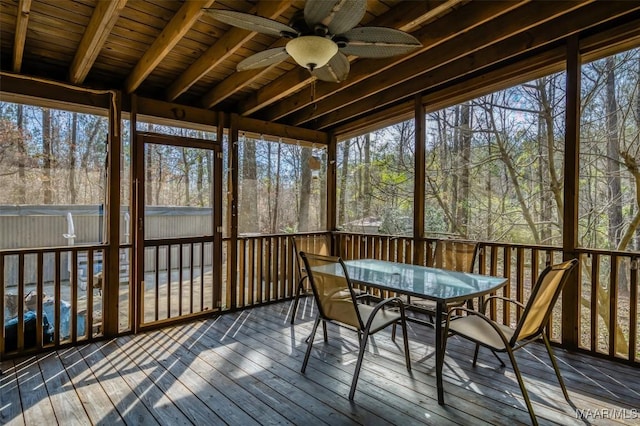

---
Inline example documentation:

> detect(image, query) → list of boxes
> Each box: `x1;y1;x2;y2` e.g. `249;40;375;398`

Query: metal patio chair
442;258;579;426
299;252;411;400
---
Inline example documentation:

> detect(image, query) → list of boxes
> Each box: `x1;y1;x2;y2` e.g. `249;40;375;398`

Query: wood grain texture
2;301;639;425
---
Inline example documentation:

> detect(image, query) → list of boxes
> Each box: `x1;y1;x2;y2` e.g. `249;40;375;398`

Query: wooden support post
327;133;338;241
562;35;581;350
414;94;426;265
228;114;239;310
104;90;121;336
213;111;224;310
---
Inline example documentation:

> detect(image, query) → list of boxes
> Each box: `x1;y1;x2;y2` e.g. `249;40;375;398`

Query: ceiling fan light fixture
286;36;338;71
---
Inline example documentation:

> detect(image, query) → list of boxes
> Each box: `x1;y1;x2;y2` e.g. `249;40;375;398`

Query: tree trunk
457;102;471;236
16;104;26;204
266;143;273;230
338;139;350;226
145;146;153;205
155;149;162;205
42;108;53;204
298;147;312;231
363;134;371;218
182;147;190;204
69;112;78;204
536;78;564;234
451;106;460;233
489;108;541;243
605;57;623;249
196;152;204;206
239;138;259;234
271;143;281;233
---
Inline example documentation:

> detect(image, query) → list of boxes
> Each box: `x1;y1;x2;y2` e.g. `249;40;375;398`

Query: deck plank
0;359;26;426
1;301;639;426
78;342;160;425
56;346;124;425
36;351;91;425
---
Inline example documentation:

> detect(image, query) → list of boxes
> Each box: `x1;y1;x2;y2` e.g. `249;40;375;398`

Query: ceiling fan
205;0;422;83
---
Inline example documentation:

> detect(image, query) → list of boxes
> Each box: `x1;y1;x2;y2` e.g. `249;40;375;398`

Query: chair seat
448;315;515;351
357;304;401;333
325;299;400;332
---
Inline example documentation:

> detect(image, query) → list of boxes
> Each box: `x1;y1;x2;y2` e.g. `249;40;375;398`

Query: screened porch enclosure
1;1;640;424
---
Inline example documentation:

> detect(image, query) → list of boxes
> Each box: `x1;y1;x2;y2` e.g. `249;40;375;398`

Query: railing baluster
54;250;61;346
71;249;78;342
629;258;638;362
591;254;599;353
0;253;4;355
239;239;246;308
17;253;25;351
609;255;618;357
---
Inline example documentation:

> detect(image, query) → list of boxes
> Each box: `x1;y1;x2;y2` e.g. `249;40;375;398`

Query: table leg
436;300;444;405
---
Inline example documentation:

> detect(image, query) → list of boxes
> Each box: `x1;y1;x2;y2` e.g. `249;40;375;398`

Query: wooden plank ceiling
1;0;639;135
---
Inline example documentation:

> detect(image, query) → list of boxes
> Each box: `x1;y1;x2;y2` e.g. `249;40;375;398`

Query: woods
1;48;638;251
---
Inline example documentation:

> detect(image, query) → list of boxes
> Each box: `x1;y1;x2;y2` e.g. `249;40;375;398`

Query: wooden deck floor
1;299;639;425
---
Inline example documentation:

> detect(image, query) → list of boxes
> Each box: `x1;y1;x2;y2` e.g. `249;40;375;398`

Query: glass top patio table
309;258;507;406
342;259;506;303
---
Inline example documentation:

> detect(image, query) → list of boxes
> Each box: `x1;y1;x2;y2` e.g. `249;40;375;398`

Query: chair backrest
292;234;333;279
512;259;579;344
433;240;478;273
299;252;362;330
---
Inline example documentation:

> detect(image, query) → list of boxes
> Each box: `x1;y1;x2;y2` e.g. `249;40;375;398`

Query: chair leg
543;333;570;401
391;323;396;341
349;330;370;400
301;317;321;373
401;320;411;372
472;343;480;366
506;347;538;426
323;320;329;342
290;277;305;324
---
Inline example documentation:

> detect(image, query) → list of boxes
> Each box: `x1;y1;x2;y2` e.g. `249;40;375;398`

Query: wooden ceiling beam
69;0;128;84
167;0;293;103
200;39;287;109
236;0;459;116
260;0;524;123
12;0;32;73
320;5;640;132
124;0;215;94
288;0;595;127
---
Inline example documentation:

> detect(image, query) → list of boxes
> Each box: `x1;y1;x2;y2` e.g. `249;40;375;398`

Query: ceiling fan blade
237;48;290;71
205;9;296;37
339;27;422;58
304;0;366;35
311;52;350;83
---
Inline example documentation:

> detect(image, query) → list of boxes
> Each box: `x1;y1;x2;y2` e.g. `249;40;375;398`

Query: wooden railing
3;232;638;365
1;245;106;356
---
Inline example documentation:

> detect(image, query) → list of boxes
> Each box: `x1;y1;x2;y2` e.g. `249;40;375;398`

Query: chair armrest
363;297;407;330
480;295;525;314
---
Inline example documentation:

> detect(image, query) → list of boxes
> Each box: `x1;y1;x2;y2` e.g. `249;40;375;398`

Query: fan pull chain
311;80;317;111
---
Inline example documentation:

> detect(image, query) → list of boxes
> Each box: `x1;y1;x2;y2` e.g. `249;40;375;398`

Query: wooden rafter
12;0;32;73
124;0;215;94
234;0;463;116
69;0;128;84
287;0;597;128
259;0;525;123
166;0;293;102
316;2;640;132
199;39;286;108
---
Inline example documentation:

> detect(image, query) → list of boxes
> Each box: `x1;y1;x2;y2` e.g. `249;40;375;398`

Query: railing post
561;35;581;350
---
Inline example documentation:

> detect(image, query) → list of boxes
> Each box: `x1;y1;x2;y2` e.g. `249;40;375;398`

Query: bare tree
42;108;53;204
